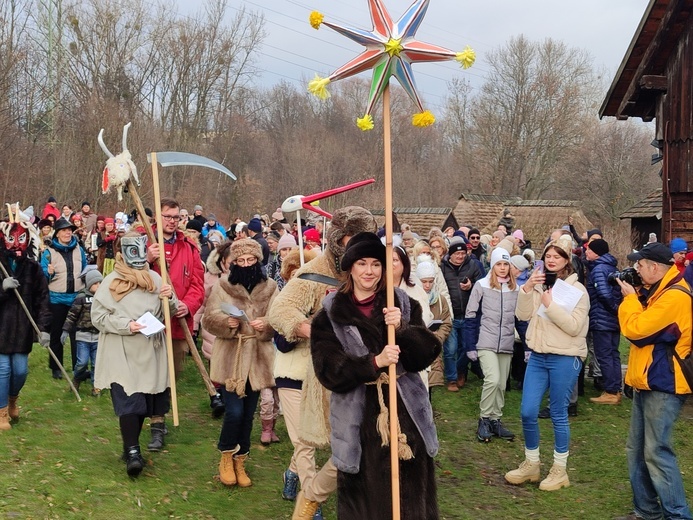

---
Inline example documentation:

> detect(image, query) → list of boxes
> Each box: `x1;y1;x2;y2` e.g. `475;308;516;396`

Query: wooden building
620;189;664;248
370;207;457;237
600;0;693;244
452;194;593;249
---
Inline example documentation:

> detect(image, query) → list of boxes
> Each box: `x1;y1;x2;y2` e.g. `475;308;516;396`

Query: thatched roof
370;207;456;236
620;189;662;219
453;193;594;248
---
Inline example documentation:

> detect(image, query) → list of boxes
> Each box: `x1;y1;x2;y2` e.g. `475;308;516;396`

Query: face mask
121;234;148;269
2;223;29;258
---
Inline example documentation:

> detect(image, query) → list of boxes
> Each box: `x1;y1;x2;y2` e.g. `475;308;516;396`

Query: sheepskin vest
322;289;439;474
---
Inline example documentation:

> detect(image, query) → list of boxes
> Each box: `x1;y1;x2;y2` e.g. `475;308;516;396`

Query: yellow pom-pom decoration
308;75;331;100
356;114;374;131
456;46;476;69
412;110;435;127
309;11;324;30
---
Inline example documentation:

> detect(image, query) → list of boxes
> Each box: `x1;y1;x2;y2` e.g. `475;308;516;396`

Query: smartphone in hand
534;260;544;273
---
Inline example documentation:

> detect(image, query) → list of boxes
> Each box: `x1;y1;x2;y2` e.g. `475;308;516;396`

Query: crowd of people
1;196;692;520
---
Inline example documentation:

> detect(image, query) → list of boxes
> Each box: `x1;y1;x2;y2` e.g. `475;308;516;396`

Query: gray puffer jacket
463;276;519;354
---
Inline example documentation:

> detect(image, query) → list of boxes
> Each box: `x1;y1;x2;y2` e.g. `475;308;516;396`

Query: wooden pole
125;179;217;397
0;261;81;402
296;210;305;265
149;152;179;426
383;84;401;520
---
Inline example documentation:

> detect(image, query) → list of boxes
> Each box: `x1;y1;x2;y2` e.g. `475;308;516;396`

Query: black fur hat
341;232;386;271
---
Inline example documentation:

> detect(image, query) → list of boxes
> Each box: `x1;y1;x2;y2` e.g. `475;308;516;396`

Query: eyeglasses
162;215;181;222
469;235;480;240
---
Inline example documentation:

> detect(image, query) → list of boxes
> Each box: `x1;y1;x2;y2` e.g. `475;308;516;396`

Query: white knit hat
510;254;530;272
490;247;511;269
415;261;436;280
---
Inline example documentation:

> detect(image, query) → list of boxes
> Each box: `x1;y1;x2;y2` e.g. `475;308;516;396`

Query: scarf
228;263;265;294
427;286;440;306
109;252;156;302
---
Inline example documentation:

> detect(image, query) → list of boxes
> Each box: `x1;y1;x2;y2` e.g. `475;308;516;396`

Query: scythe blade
147;151;237;181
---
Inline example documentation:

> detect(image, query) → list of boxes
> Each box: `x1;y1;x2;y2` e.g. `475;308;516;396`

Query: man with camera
615;242;693;520
584;239;623;405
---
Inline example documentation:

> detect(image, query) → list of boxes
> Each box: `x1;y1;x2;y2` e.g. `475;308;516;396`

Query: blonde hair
489;261;516;291
428;236;447;259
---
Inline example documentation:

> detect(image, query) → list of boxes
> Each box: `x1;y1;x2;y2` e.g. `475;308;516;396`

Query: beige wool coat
92;270;178;396
202;277;278;394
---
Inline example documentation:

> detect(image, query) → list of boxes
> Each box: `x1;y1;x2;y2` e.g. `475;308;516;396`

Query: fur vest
202;276;278;394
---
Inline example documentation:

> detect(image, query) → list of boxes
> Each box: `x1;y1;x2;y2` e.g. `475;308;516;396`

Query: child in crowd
63;269;103;396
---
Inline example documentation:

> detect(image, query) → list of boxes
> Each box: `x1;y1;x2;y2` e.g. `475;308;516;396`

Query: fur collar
206;248;222;275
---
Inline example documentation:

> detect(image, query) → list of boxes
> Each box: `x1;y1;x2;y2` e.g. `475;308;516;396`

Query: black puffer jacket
0;253;51;354
440;255;482;318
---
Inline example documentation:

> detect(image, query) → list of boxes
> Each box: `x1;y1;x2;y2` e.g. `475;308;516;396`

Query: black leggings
120;414;146;450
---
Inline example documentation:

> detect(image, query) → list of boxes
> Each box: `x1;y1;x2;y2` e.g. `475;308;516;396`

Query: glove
2;277;19;291
524;351;531;363
467;350;478;362
60;331;69;345
39;331;50;348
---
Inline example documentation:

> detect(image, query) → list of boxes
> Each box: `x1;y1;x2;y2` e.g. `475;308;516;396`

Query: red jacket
152;229;205;340
41;203;60;220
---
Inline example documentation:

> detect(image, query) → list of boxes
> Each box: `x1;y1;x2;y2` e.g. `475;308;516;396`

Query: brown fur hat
229;238;262;263
280;247;318;281
325;206;377;259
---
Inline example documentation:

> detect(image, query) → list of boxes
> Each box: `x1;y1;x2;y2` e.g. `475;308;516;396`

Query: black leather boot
147;422;166;452
125;445;145;477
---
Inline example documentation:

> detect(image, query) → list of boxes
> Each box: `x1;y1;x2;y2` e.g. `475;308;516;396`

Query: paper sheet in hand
220;302;249;322
136;312;166;337
537;278;583;319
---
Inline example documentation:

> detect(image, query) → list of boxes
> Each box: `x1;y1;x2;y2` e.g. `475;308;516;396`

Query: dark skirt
110;383;170;417
337;384;439;520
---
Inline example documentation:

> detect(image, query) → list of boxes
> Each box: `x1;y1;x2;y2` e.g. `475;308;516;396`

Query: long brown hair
542;245;574;280
489;261;517;290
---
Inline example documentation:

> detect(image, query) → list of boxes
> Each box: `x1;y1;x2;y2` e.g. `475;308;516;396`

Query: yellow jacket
621;265;692;394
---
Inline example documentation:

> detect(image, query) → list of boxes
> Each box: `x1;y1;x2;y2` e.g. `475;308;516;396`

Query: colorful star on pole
307;0;475;131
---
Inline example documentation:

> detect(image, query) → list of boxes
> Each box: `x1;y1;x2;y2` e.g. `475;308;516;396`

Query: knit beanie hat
266;231;280;243
85;269;103;290
415;261;437;280
194;205;203;212
669;237;687;254
588;238;609;257
96;215;105;223
587;228;603;240
304;228;321;243
186;219;203;233
510;254;530;272
341;232;386;271
492;230;506;241
401;230;415;241
277;233;297;251
490;247;511;269
207;213;217;222
229;238;263;263
512;229;525;243
542;235;573;260
447;236;468;254
326;206;377;259
248;218;263;233
497;238;515;254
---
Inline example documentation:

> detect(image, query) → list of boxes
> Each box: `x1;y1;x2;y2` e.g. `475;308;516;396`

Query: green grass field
2;344;693;520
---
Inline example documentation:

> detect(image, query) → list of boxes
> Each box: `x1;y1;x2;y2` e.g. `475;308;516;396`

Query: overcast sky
186;0;651;113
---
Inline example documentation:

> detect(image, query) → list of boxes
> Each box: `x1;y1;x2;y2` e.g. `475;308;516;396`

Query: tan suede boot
505;459;541;485
539;464;570;491
8;396;19;420
589;391;622;405
233;453;252;487
0;407;11;431
219;451;237;486
292;490;320;520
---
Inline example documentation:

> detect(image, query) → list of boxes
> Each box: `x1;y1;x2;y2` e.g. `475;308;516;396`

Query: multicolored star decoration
307;0;475;131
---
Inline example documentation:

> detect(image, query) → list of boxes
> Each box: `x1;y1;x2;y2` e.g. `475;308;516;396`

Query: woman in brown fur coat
201;238;278;488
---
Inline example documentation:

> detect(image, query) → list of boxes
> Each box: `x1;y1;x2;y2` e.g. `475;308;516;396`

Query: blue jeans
74;340;97;383
0;353;29;408
627;390;692;520
218;382;260;454
443;318;464;383
520;353;582;453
